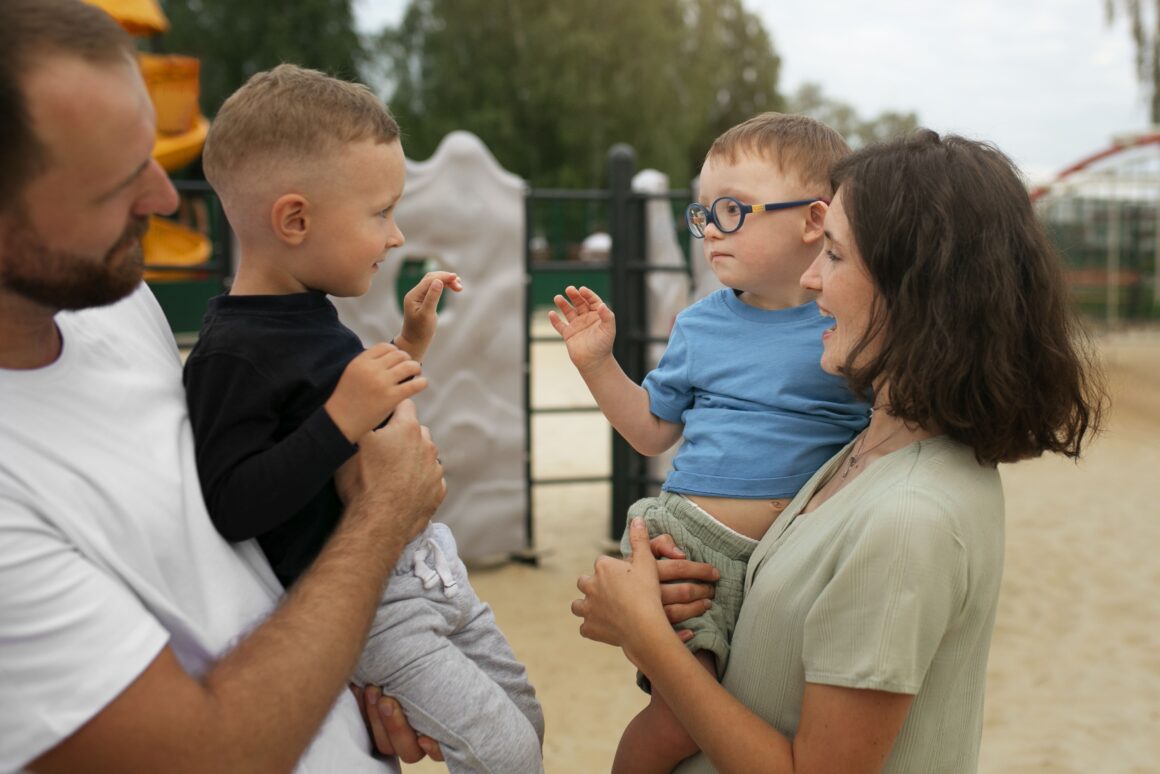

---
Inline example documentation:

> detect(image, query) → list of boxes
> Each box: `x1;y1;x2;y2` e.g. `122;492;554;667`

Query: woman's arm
573;519;913;773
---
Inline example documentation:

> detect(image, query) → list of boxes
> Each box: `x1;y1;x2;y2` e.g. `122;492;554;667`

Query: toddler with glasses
550;112;869;772
184;65;544;773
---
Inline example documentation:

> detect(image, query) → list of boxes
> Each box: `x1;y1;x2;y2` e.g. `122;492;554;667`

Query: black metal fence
523;145;692;548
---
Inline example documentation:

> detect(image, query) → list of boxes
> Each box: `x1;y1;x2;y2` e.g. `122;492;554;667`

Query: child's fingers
385;359;424;381
368;347;418;368
564;285;588;310
415;270;461;295
547;310;567;336
419;279;444;312
394;375;428;399
363;341;400;359
552;294;576;320
578;286;604;305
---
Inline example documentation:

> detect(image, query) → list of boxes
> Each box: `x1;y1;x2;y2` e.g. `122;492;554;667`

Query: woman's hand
350;685;445;763
650;533;719;626
572;518;682;663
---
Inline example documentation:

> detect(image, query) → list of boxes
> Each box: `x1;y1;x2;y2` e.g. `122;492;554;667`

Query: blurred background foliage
157;0;917;188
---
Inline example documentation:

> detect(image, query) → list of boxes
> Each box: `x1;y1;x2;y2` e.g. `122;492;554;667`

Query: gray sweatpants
354;523;545;774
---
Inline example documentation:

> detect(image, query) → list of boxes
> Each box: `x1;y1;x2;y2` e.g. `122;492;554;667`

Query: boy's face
696;151;821;309
297;138;406;297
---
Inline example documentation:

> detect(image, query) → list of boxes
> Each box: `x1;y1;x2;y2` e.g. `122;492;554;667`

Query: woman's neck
859;386;939;463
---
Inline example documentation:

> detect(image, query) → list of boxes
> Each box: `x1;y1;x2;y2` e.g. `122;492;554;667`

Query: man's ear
802;200;828;246
270;193;309;246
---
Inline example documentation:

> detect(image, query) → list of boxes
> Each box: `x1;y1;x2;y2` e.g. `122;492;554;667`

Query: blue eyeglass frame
685;196;828;238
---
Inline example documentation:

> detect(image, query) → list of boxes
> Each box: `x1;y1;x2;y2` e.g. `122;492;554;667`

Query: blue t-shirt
643;289;869;499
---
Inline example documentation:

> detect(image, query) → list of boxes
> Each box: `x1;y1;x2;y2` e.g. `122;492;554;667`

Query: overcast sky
354;0;1149;184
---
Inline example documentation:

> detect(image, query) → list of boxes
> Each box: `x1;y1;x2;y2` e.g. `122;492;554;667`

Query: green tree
375;0;784;187
1104;0;1160;124
787;83;919;149
156;0;365;116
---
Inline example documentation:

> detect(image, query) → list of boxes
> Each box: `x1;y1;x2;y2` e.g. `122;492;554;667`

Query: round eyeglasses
685;196;826;238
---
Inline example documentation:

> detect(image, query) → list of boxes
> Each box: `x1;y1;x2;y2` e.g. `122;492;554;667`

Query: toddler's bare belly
685;494;788;541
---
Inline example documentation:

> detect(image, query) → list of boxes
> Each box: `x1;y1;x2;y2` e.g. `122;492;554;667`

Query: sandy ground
407;325;1160;773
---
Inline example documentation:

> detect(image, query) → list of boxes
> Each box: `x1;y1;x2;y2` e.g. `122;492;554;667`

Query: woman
571;131;1106;773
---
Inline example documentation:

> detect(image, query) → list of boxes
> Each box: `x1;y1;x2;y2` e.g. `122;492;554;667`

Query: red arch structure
1030;132;1160;202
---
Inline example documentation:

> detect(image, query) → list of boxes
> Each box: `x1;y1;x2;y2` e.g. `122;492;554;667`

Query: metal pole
522;190;536;554
1108;199;1121;326
1153;189;1160;311
608;144;636;544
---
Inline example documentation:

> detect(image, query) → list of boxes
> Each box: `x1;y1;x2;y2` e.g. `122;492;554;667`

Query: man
0;1;445;770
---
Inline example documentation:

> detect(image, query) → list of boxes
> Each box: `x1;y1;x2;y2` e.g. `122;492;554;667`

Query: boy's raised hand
325;343;428;443
548;285;616;374
396;271;463;362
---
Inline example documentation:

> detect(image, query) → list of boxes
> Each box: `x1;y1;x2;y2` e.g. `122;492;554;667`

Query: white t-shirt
0;285;392;773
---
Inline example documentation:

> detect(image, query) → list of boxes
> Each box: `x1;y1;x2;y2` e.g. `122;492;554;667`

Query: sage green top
676;436;1004;773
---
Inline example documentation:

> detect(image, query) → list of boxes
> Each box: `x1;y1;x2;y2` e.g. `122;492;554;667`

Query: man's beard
1;214;151;311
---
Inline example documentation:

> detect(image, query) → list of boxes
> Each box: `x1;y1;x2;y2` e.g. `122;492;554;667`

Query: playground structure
85;0;227;334
1032;131;1160;323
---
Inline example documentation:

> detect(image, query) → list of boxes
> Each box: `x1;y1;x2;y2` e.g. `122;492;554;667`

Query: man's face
1;204;150;310
0;54;178;311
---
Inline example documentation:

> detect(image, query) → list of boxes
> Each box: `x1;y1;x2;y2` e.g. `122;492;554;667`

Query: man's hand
325;343;426;443
335;400;445;545
547;285;617;375
351;686;446;764
395;271;463;362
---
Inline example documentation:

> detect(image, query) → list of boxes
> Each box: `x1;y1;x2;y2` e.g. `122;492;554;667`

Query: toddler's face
298;138;407;297
696;152;819;309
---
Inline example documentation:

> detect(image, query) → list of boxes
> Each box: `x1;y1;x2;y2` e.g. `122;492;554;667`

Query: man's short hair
0;0;135;213
203;64;400;198
707;112;850;197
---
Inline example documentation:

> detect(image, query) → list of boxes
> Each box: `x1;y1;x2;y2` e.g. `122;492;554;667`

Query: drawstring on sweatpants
412;537;458;598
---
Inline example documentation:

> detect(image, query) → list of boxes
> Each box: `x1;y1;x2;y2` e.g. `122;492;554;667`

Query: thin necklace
841;421;904;479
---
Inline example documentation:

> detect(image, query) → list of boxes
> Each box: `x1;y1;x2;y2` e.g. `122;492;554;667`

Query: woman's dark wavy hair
0;0;133;213
833;130;1106;465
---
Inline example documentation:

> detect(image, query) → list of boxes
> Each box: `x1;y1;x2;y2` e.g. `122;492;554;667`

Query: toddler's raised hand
396;271;463;361
325;343;427;443
548;285;616;373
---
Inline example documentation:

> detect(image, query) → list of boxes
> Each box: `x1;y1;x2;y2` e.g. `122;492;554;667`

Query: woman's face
800;188;880;376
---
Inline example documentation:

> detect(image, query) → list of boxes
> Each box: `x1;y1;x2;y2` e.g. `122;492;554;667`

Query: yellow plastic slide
142;216;212;283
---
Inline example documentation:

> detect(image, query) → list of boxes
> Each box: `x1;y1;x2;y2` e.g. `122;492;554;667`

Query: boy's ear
270;193;310;246
801;200;828;245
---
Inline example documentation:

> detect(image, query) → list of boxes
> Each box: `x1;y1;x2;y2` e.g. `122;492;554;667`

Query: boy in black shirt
184;65;544;773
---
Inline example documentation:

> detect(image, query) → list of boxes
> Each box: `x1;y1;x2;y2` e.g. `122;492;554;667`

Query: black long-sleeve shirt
183;292;363;587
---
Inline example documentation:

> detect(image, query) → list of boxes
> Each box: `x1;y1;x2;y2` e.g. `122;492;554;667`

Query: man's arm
31;401;445;773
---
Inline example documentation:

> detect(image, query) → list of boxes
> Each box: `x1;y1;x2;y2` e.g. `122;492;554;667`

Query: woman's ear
270;193;309;246
802;199;828;246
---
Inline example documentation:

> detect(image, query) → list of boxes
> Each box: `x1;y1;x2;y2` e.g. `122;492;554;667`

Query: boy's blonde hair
707;112;849;196
203;64;399;198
